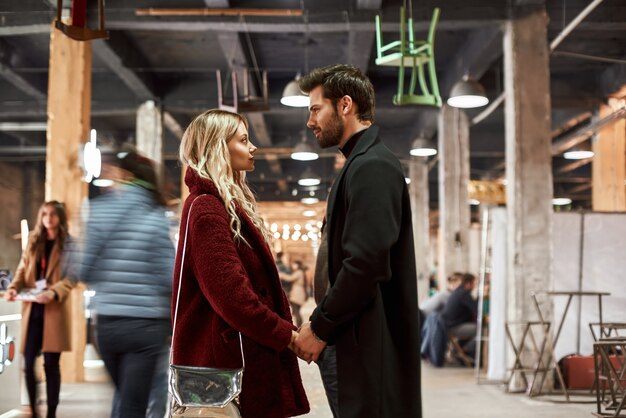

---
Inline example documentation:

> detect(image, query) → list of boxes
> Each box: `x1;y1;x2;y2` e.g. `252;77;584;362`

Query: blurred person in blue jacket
77;150;174;418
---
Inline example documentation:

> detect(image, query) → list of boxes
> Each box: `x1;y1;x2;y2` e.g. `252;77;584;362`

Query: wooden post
45;23;91;383
592;100;626;211
437;104;470;286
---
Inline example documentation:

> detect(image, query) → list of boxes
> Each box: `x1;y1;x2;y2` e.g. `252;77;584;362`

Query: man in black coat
292;64;422;418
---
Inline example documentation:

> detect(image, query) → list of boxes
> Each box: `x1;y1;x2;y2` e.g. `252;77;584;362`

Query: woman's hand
3;288;17;302
35;290;56;304
288;330;299;352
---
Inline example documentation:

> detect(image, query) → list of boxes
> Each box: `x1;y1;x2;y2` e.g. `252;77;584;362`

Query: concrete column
437;104;470;286
136;100;163;174
504;4;553;322
504;5;553;393
45;24;90;383
409;156;430;303
592;100;626;211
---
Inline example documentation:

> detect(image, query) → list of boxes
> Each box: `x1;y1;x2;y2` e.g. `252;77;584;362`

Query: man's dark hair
462;273;476;287
298;64;375;122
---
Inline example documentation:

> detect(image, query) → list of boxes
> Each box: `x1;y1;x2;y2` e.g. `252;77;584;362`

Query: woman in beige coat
4;201;75;418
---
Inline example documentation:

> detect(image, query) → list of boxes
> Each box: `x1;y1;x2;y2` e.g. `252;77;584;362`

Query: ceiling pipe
549;0;605;52
471;92;505;126
472;0;606;127
0;122;47;131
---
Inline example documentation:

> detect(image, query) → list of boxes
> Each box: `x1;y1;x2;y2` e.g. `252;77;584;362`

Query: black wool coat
310;125;422;418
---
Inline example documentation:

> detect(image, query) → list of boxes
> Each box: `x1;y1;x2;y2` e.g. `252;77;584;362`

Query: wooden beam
106;20;496;33
557;157;593;174
592;102;626;211
551;106;626;155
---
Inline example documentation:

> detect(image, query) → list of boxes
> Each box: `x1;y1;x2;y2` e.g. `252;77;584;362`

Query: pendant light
291;132;319;161
447;76;489;109
563;142;594;160
298;168;321;187
281;8;311;108
409;137;437;157
281;74;310;107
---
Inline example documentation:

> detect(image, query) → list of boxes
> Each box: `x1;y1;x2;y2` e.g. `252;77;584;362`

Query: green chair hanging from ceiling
375;6;441;107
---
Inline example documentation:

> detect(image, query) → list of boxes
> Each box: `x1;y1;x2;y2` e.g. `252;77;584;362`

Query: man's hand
293;322;327;363
3;288;17;302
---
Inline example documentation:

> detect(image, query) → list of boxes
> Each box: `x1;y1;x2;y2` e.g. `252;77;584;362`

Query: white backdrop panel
552;213;583;360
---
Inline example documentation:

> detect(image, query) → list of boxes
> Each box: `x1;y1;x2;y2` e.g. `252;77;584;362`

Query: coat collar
185;167;221;198
343;125;379;165
185;168;278;283
326;125;379;225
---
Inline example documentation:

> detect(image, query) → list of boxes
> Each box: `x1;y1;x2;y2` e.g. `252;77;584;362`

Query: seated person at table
420;272;463;317
441;273;478;358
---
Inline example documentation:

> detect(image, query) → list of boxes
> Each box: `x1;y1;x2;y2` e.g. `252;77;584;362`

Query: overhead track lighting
447;76;489;109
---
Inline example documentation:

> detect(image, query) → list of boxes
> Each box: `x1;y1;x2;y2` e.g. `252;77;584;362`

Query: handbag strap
170;195;245;369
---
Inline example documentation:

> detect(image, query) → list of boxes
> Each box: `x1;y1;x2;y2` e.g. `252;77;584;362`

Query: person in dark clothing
441;273;478;357
293;64;422;418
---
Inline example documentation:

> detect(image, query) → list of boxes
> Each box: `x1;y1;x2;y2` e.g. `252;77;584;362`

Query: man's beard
317;110;344;149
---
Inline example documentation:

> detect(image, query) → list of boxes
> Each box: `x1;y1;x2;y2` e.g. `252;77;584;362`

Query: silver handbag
169;196;245;418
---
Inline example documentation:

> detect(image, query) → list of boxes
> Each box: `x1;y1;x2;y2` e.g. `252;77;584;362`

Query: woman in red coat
173;108;310;418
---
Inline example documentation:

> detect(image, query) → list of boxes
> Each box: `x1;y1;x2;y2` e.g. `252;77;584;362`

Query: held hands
290;322;327;363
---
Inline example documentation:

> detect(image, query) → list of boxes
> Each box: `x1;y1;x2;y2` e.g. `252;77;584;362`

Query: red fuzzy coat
172;169;309;418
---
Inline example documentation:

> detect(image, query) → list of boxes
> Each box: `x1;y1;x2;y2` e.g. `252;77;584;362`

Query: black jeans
316;345;339;418
24;303;61;418
96;316;170;418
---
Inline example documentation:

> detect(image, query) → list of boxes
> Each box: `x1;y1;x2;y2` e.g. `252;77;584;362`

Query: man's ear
339;95;353;115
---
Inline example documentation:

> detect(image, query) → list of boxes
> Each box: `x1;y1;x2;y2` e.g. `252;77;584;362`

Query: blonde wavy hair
180;109;270;244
